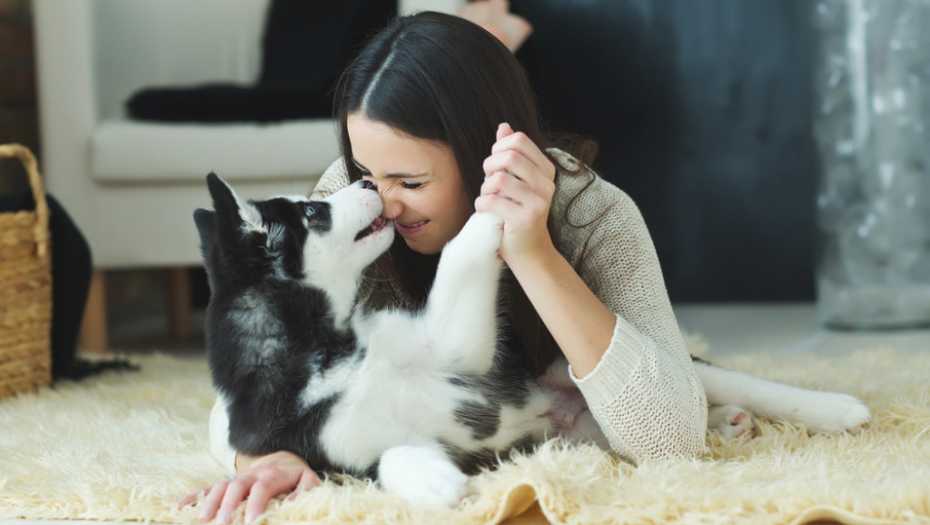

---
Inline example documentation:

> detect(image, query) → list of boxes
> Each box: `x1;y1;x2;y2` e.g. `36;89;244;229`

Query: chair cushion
91;118;340;183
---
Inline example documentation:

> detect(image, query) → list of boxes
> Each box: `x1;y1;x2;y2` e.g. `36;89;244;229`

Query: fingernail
217;512;230;525
245;511;257;524
197;511;209;522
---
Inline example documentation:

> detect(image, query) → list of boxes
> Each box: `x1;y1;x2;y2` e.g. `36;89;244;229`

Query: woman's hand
475;123;558;264
178;451;321;525
457;0;533;52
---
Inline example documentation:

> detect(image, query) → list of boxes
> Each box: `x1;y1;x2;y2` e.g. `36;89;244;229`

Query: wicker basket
0;143;52;400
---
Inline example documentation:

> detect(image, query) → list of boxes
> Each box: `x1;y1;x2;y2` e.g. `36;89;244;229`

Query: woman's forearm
506;242;616;378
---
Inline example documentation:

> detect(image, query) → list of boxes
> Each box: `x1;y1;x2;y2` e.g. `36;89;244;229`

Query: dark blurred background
509;0;817;303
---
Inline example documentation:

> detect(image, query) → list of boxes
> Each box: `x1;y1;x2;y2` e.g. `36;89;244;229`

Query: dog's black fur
196;173;544;480
196;174;365;476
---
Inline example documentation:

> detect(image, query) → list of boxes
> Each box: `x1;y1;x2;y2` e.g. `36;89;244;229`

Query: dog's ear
194;208;216;259
206;172;265;235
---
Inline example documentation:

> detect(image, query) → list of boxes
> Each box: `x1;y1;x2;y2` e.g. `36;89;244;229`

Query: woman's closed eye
355;163;423;190
359;174;423;190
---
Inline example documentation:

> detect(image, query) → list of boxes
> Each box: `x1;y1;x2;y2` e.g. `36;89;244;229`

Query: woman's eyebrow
352;159;426;179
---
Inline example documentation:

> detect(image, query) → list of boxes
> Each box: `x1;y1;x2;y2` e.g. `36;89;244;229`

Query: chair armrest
399;0;465;16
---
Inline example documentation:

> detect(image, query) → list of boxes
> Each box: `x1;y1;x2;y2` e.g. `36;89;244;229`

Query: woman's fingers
243;474;291;525
496;121;515;142
178;486;208;509
475;191;524;219
197;480;232;522
186;452;319;524
483;140;556;202
490;124;554;180
482;170;523;204
482;168;553;211
288;468;323;502
483;150;538;184
216;477;252;525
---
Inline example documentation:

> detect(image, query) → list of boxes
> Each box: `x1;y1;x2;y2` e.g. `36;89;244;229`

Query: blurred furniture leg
80;269;108;354
167;267;192;340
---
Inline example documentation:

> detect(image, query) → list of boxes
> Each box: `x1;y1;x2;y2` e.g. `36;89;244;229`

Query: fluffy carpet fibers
1;342;929;525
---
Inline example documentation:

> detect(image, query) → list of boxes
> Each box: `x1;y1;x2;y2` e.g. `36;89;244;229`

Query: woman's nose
380;192;403;220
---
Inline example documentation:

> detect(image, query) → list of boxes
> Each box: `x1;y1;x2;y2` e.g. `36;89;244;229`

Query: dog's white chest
317;351;479;470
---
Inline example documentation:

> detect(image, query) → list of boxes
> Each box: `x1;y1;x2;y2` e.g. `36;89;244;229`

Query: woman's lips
395;219;430;235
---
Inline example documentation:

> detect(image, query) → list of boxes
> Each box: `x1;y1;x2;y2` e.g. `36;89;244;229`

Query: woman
187;11;706;524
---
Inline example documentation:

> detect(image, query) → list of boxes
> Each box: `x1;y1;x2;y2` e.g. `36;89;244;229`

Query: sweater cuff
568;313;648;408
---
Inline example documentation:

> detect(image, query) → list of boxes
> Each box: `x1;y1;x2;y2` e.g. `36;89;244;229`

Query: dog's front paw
708;405;755;440
447;211;504;259
802;392;872;434
379;446;469;508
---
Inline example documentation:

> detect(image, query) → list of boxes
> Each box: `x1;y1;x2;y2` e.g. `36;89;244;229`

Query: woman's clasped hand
476;122;558;263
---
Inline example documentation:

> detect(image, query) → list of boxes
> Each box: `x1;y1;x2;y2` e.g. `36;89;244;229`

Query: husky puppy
195;173;555;507
195;172;872;506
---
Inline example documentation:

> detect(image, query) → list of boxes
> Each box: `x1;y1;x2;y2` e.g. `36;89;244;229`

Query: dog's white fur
216;179;872;506
697;363;872;438
292;192;552;505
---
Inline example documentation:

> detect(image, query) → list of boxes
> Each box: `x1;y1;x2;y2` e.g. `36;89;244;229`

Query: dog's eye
304;204;316;218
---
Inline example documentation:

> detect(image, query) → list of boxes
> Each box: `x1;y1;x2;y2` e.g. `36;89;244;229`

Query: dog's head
194;173;394;294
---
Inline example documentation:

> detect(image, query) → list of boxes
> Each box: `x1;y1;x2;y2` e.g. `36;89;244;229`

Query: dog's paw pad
708;405;756;441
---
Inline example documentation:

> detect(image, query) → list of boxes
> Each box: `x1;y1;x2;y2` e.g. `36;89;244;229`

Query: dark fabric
258;0;395;89
126;0;396;123
511;0;817;302
126;84;333;123
0;192;134;381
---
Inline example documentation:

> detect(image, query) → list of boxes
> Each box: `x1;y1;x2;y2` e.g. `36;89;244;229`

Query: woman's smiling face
347;113;474;255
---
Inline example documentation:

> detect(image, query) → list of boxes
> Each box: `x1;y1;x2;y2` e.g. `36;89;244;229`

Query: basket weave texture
0;143;52;400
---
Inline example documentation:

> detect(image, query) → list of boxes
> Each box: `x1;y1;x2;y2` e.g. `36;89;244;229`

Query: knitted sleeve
551;157;708;463
308;158;351;199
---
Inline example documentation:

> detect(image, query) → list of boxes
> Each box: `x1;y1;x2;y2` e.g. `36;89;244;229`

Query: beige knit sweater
209;151;708;470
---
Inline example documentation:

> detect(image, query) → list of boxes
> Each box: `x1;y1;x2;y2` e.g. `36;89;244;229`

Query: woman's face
347;113;473;255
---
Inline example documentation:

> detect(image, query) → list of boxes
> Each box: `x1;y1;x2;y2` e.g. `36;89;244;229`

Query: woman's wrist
236;450;309;473
502;233;559;275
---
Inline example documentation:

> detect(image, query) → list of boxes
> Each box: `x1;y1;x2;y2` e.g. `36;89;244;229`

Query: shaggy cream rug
1;341;929;525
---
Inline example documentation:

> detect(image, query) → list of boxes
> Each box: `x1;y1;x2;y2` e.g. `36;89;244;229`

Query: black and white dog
196;173;556;507
195;173;871;507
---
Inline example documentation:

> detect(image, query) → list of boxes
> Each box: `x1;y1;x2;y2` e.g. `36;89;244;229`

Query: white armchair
32;0;462;351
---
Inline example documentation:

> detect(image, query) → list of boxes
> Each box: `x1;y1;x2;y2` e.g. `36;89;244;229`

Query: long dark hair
334;11;595;377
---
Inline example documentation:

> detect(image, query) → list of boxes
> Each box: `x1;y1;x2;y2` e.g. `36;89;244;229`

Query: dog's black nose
360;179;376;191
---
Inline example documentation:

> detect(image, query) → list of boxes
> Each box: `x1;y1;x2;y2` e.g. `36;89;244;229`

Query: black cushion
126;0;396;123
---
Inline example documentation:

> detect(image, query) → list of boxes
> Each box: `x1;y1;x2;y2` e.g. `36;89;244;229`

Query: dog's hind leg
692;360;871;434
421;212;505;375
